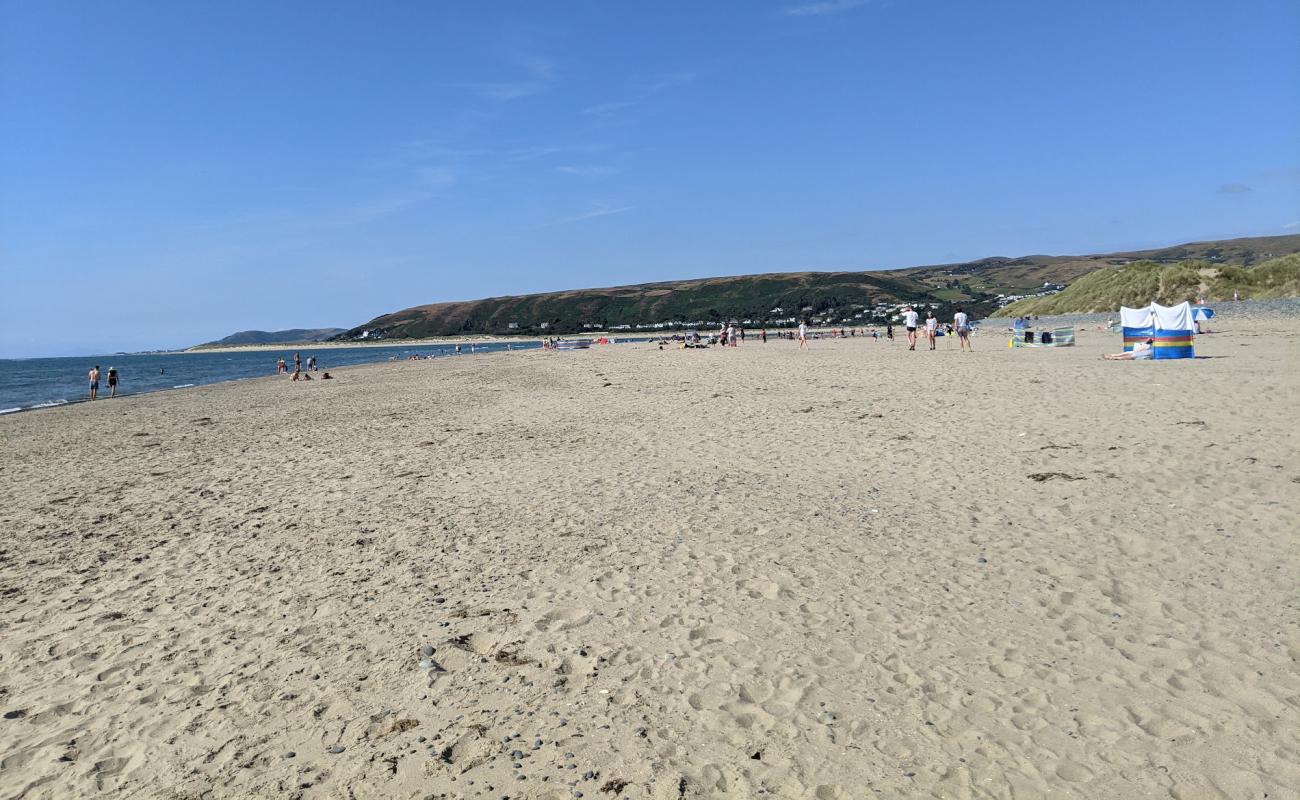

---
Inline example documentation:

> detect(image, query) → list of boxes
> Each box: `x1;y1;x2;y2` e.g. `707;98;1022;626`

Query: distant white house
540;322;550;330
507;322;519;330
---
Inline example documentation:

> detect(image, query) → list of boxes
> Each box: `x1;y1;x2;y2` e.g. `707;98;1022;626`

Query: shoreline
0;340;558;417
181;331;648;355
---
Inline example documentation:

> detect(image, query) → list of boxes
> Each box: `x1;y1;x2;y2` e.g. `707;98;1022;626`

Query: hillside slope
193;328;346;348
993;253;1300;316
337;234;1300;339
341;271;935;340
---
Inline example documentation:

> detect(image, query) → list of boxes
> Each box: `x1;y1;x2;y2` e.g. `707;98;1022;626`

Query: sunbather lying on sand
1103;339;1153;360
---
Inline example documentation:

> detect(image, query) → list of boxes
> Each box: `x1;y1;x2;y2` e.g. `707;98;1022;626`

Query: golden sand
1;322;1297;798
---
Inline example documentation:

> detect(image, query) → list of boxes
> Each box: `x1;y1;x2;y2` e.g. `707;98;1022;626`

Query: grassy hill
339;271;939;340
993;253;1300;316
336;234;1300;339
192;328;346;349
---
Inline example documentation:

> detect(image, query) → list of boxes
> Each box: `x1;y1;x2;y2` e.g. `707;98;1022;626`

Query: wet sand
1;321;1297;799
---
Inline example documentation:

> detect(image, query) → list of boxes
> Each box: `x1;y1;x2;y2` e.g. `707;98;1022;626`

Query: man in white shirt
798;321;808;348
953;307;972;352
901;307;919;350
924;312;938;350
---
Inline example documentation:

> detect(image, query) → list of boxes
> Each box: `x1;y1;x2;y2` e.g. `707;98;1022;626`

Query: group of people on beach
278;352;331;381
783;307;975;351
86;365;119;400
719;324;747;347
895;306;974;352
682;307;976;352
277;352;318;377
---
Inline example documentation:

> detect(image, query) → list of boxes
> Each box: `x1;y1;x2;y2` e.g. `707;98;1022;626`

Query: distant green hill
339;271;944;340
335;234;1300;339
192;328;346;348
992;253;1300;316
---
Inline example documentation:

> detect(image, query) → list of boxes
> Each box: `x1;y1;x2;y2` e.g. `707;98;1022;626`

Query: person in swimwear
1103;339;1154;360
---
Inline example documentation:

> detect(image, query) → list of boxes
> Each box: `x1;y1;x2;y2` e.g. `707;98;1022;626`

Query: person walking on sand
953;307;973;352
901;307;919;350
924;312;938;350
798;320;809;348
293;352;301;372
106;366;119;397
885;322;894;342
276;357;286;375
88;365;100;401
727;324;737;347
761;328;767;344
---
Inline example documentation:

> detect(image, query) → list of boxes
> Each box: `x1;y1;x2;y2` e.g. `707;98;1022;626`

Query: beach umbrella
1192;307;1214;321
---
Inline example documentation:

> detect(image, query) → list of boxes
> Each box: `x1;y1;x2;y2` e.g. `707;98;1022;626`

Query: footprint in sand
535;606;593;632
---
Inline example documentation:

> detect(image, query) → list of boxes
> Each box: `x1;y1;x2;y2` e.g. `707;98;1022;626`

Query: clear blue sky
2;0;1297;357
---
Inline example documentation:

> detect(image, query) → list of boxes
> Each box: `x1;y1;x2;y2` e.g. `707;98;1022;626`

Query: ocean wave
0;407;22;415
173;383;196;388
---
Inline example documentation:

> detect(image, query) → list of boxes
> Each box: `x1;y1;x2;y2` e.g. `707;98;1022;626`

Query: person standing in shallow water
106;366;119;398
88;365;100;401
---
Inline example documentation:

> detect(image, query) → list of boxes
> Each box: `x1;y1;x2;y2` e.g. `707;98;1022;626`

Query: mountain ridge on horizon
333;234;1300;340
193;328;346;349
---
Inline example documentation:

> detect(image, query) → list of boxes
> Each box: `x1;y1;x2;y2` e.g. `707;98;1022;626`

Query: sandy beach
1;321;1297;800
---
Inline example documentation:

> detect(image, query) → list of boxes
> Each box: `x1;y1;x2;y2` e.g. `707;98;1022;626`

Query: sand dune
1;323;1297;799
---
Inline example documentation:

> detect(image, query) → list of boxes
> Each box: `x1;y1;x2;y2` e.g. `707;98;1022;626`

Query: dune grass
993;254;1300;316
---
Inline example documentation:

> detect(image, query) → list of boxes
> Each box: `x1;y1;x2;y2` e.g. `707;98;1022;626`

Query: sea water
0;341;549;414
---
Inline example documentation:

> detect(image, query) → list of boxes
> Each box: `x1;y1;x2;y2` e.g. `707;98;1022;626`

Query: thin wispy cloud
784;0;870;16
450;48;559;102
452;81;549;102
509;52;557;81
640;70;697;93
555;165;620;178
302;167;457;230
548;204;633;225
376;140;605;174
582;100;636;117
581;71;697;119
